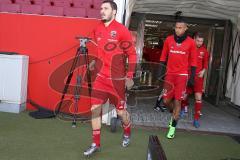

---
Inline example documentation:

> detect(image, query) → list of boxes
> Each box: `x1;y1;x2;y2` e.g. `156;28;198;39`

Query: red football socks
194;100;202;120
123;122;131;136
92;129;101;147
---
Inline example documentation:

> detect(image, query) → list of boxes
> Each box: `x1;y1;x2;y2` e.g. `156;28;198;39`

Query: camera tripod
56;37;92;127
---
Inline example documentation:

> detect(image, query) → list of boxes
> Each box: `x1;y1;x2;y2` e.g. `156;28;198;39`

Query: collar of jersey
101;19;117;28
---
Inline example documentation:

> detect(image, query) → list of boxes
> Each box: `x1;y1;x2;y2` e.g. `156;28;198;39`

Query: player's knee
195;99;202;103
91;104;102;115
116;109;124;117
117;109;128;118
175;114;180;120
163;99;170;106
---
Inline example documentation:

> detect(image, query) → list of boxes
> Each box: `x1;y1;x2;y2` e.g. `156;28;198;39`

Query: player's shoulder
186;36;195;42
93;22;103;35
185;36;196;46
165;35;174;42
114;20;130;32
201;45;209;53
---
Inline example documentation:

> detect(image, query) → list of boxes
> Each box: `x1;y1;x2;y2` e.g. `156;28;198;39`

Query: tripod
56;37;92;127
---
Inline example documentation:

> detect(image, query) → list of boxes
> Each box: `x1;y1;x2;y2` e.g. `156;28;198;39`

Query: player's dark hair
194;32;204;39
102;0;117;12
174;11;187;24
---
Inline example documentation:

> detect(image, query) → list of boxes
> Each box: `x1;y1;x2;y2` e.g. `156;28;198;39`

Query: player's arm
199;49;210;77
121;28;137;90
188;40;198;86
121;29;137;79
158;38;169;78
160;38;169;63
88;29;98;71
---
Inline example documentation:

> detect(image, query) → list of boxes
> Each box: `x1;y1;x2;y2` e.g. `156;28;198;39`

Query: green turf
0;112;239;160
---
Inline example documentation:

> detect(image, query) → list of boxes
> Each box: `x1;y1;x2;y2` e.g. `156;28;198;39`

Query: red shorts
163;74;188;100
186;76;204;94
91;75;126;110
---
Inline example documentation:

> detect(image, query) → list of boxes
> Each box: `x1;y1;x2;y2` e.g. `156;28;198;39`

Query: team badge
110;30;117;38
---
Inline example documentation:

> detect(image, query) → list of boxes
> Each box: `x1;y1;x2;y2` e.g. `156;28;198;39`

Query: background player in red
83;0;137;157
181;33;209;128
159;18;197;139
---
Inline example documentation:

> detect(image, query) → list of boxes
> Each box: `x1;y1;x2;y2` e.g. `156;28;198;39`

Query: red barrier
0;13;100;113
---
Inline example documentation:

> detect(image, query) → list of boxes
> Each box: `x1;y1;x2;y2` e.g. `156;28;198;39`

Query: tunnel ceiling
133;0;240;24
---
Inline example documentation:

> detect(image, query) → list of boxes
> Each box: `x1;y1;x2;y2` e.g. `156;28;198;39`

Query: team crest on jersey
200;51;204;56
110;30;117;38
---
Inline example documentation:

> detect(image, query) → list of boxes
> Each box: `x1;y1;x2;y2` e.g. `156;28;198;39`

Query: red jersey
196;45;209;73
93;20;137;79
160;35;197;75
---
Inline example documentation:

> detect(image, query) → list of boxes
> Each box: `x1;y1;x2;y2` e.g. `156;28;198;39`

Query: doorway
129;13;232;105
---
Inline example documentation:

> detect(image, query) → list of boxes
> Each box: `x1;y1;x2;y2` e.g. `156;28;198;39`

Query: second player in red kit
181;33;209;128
159;18;197;139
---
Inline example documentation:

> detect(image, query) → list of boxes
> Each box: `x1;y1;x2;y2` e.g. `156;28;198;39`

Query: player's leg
162;98;174;127
84;76;107;156
162;75;175;128
167;75;187;139
163;98;174;112
193;92;202;128
193;77;204;128
167;99;181;139
180;87;193;118
116;108;131;147
111;78;131;147
180;93;188;118
162;74;175;112
182;87;192;111
83;104;102;156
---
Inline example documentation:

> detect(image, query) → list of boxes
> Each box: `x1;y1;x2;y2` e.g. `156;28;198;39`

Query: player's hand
126;78;134;90
198;69;205;78
157;61;166;80
188;66;196;87
88;60;96;71
187;77;194;87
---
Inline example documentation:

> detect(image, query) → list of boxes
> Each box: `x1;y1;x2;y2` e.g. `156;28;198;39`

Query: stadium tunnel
126;0;240;108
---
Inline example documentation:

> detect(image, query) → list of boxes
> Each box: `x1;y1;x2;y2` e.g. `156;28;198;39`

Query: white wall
225;25;240;106
114;0;126;23
125;0;137;27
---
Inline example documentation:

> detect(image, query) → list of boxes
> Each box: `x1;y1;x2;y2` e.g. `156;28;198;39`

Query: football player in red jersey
181;33;209;128
83;0;137;157
159;18;197;139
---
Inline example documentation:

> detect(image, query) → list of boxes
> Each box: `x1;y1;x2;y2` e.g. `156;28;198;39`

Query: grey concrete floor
127;96;240;135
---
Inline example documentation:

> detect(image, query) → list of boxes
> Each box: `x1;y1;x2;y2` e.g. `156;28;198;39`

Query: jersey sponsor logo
169;49;186;55
110;30;117;38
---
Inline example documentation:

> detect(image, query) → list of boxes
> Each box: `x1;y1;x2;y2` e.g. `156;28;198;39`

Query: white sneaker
122;135;131;147
83;143;100;157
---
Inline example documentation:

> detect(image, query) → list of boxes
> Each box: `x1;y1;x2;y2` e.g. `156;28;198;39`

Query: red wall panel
0;13;100;114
